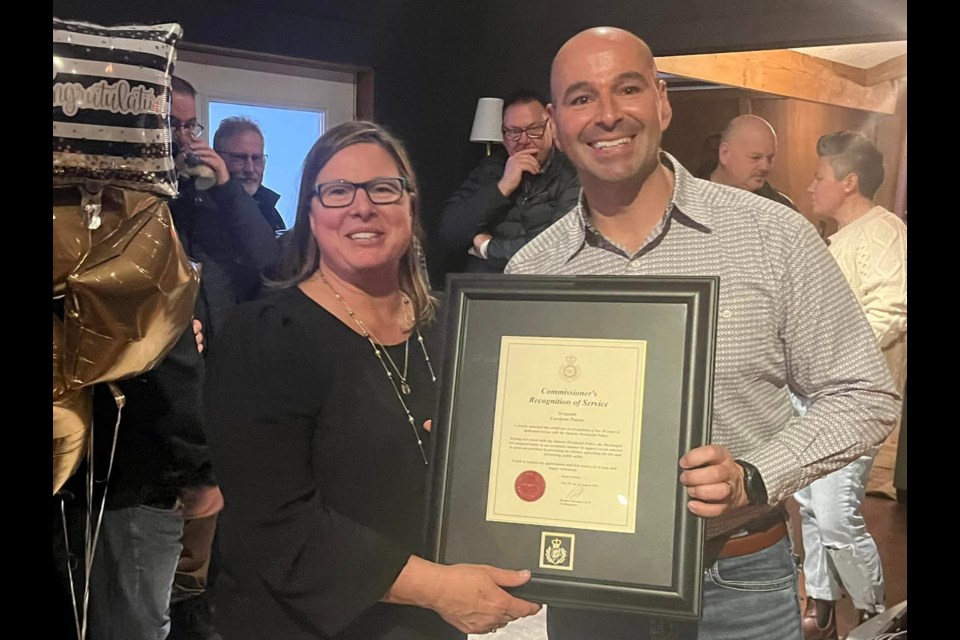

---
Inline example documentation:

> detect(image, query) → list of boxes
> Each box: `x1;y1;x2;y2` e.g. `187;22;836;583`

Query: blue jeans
546;537;802;640
88;504;185;640
794;455;885;612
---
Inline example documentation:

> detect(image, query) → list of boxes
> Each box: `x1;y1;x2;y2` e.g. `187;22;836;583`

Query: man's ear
547;103;563;153
658;79;673;132
718;141;730;165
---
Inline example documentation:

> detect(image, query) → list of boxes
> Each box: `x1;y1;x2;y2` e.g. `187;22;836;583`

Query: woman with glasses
204;121;541;639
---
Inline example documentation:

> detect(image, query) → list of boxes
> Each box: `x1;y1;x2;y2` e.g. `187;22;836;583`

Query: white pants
794;456;885;613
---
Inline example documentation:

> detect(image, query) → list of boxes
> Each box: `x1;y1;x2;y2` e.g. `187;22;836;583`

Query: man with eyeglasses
213;116;286;233
439;89;580;273
212;116;286;302
168;76;280;333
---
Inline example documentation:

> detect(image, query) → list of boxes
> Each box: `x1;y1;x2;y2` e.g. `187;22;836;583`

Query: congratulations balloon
53;18;182;197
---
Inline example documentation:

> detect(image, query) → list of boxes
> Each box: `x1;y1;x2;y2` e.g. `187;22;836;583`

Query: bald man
709;115;798;211
505;27;898;640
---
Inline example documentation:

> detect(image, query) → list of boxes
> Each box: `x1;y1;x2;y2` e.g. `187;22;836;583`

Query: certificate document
485;336;647;533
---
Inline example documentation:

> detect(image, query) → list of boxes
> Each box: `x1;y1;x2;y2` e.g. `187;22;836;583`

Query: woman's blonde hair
269;121;437;324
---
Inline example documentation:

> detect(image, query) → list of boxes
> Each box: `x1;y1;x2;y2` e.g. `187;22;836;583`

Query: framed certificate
426;274;719;619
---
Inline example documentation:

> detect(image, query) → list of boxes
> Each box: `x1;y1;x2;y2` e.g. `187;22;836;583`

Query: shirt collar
665;151;714;228
254;185;281;208
557;151;713;263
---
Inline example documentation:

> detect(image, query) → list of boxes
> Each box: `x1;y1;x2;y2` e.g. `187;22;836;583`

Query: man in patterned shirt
505;27;899;640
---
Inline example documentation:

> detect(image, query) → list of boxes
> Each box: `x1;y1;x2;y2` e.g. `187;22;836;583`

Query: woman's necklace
318;271;437;465
378;308;412;395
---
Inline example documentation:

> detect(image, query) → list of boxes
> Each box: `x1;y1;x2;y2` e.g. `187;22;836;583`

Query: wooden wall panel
661;92;740;177
875;83;908;217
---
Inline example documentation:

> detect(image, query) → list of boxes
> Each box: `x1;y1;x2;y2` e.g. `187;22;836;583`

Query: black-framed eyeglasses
221;151;268;167
502;119;548;141
170;118;204;138
314;177;409;208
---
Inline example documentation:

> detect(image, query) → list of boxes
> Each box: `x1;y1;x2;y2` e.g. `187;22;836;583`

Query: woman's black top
205;286;460;640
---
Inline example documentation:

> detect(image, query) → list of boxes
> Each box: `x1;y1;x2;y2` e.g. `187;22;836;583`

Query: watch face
737;461;766;505
747;475;760;504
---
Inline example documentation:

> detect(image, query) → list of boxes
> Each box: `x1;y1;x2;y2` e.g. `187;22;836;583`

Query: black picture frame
426;274;719;619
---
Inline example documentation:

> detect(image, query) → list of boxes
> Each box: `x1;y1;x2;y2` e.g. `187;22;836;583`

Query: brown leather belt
718;519;788;559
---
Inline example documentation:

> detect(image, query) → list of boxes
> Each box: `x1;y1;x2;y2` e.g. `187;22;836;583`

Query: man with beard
213;116;286;299
213;116;286;233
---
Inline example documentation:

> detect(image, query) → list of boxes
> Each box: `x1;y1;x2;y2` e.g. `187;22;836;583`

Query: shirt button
721;309;733;319
629;260;642;270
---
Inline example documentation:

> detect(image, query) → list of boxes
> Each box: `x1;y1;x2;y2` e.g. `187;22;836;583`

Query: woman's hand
385;556;541;634
430;562;541;634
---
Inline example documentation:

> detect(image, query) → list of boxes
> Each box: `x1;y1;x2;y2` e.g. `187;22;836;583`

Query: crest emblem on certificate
539;531;575;571
559;354;580;381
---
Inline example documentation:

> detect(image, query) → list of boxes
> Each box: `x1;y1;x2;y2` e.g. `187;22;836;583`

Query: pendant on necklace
400;382;411;396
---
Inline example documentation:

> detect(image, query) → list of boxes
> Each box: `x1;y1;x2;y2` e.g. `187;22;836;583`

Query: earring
412;236;429;276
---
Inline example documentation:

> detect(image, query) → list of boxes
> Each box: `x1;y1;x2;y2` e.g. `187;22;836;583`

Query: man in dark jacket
440;90;581;272
212;116;286;302
169;83;280;342
213;116;285;231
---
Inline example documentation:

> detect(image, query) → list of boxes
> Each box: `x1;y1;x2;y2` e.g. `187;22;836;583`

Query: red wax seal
515;470;546;502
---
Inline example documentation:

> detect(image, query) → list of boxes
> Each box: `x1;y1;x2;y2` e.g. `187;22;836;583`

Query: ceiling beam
655;49;900;114
864;53;907;86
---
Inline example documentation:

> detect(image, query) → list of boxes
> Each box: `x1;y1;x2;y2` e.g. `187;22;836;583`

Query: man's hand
186;139;230;186
178;485;224;519
678;444;748;517
192;318;204;354
470;233;493;259
497;149;541;196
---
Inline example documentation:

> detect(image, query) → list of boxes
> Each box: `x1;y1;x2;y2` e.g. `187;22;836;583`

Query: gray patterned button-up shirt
506;153;899;538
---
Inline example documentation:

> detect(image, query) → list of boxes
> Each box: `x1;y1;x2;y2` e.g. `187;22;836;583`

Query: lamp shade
469;97;503;144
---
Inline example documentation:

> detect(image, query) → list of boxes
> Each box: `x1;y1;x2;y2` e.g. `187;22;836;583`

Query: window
174;55;356;227
208;101;323;227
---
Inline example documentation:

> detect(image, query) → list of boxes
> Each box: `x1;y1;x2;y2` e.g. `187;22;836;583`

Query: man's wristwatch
734;460;768;506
